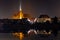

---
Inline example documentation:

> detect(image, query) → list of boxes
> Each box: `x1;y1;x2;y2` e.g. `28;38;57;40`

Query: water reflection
12;32;24;40
0;32;58;40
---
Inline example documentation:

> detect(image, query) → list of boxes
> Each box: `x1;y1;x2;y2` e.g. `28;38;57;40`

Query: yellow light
12;3;24;19
12;32;24;40
19;11;24;19
19;32;24;40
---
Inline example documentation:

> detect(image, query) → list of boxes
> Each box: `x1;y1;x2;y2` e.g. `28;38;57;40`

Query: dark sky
0;0;60;18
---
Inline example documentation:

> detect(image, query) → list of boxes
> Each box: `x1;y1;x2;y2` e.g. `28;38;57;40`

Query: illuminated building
35;15;51;23
12;2;33;19
12;3;24;19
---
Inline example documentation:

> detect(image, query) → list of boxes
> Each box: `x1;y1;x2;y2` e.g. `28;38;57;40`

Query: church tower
19;2;24;19
12;2;24;19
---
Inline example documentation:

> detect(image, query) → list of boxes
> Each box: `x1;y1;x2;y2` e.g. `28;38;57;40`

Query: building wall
36;18;51;23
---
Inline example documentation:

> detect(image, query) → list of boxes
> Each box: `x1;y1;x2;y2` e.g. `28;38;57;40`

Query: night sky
0;0;60;18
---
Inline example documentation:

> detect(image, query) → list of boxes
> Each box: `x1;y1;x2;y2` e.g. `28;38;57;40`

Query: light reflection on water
0;31;60;40
12;32;24;40
12;31;53;40
11;31;60;40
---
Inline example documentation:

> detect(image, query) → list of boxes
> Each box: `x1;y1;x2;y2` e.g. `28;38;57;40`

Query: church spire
20;2;22;11
19;1;24;19
12;0;24;19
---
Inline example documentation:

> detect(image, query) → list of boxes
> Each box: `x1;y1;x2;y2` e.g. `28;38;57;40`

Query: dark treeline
0;17;60;36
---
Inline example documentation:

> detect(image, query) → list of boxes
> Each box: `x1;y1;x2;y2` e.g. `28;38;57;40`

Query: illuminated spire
19;1;24;19
12;0;24;19
20;2;22;11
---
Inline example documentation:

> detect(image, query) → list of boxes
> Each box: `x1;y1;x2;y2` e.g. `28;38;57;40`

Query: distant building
35;15;51;23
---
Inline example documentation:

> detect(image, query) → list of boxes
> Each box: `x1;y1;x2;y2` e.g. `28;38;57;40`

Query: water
0;31;60;40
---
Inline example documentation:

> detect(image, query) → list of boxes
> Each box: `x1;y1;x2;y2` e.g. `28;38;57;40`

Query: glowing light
20;3;22;11
12;32;24;40
12;2;24;19
27;18;34;24
27;18;31;22
19;2;24;19
19;10;24;19
27;29;37;35
19;32;24;40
